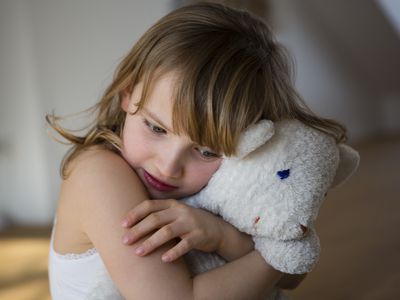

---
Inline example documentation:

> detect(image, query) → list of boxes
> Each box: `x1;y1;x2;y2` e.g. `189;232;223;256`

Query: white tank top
49;226;285;300
48;225;122;300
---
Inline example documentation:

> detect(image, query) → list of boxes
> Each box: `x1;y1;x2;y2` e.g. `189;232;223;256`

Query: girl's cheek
130;140;153;165
187;159;222;189
121;131;150;167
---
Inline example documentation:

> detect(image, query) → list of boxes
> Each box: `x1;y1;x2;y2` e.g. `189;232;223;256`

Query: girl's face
121;72;222;199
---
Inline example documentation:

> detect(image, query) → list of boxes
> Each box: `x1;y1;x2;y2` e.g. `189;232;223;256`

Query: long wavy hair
47;2;347;178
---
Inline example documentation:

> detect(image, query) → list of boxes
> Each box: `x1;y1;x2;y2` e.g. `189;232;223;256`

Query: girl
47;2;346;299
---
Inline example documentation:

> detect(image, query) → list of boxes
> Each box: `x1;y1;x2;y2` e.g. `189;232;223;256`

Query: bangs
135;63;252;157
129;8;267;157
170;51;264;157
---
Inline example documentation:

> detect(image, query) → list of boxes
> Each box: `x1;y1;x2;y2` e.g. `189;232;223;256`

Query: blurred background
0;0;399;299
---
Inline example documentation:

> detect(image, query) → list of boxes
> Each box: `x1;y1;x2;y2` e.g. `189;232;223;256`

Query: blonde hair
47;2;347;178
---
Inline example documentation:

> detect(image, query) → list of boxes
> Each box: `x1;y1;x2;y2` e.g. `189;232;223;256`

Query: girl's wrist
217;219;254;261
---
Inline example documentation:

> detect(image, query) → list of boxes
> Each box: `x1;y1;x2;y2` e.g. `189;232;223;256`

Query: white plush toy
86;118;359;300
183;118;360;277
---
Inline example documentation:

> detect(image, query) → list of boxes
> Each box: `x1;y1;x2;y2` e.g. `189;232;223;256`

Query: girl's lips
143;171;178;192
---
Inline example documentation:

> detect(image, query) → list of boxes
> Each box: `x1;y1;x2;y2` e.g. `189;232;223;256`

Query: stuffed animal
183;119;360;275
86;119;359;300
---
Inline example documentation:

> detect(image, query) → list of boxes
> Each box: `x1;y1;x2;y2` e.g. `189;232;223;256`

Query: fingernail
135;246;145;255
162;255;171;262
122;236;130;244
121;219;129;227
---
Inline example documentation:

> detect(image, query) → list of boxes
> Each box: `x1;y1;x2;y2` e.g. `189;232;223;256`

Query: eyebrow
142;109;174;133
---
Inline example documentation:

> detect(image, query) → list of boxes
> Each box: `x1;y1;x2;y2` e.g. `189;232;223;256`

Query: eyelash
144;119;220;159
144;119;166;135
196;147;221;159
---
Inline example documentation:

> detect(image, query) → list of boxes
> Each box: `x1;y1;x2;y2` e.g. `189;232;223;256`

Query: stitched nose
277;169;290;180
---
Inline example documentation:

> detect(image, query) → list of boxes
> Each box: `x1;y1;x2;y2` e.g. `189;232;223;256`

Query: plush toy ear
234;120;275;159
331;144;360;188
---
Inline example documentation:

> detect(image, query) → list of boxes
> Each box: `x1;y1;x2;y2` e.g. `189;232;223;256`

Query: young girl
47;2;346;299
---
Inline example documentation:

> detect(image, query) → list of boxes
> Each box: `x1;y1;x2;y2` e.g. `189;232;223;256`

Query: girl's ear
121;89;131;112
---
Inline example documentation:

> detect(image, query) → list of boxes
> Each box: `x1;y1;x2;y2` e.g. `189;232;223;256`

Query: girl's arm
66;149;281;299
216;222;308;290
121;193;306;290
122;198;255;262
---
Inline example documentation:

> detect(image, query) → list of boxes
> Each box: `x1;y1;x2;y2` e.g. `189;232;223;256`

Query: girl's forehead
133;71;178;101
133;72;178;126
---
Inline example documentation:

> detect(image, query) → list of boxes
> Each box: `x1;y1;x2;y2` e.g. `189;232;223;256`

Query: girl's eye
144;120;166;134
196;147;221;159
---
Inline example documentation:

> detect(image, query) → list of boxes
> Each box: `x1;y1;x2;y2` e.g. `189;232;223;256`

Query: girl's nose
156;150;184;179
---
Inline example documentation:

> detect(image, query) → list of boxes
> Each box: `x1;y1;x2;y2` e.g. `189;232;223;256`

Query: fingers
122;199;178;228
134;222;187;258
161;237;194;262
122;209;175;245
120;199;202;262
136;230;203;263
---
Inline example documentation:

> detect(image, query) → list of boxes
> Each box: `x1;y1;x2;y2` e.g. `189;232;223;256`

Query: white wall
270;0;380;142
0;0;170;226
0;0;49;225
0;0;397;226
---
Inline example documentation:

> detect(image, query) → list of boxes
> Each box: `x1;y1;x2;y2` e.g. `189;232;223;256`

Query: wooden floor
0;227;51;300
0;138;399;299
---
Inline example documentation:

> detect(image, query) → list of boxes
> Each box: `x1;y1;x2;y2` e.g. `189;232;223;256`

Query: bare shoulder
56;147;193;299
61;146;148;225
54;147;147;253
66;147;140;188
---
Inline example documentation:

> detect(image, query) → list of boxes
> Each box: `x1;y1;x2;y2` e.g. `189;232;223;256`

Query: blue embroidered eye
277;169;290;180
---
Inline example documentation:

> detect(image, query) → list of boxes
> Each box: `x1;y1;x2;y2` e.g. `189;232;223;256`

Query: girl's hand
121;199;225;262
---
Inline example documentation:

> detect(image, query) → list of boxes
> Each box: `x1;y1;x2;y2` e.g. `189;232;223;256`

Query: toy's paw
300;224;308;236
253;228;320;274
253;217;307;241
276;222;307;240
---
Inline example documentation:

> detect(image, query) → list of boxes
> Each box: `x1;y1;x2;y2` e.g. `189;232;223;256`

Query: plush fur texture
85;119;359;300
184;119;359;274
